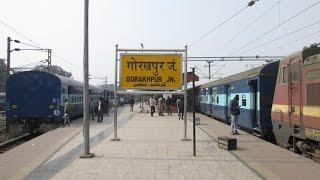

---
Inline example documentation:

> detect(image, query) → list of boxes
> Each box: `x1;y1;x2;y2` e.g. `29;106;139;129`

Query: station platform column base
79;153;94;158
181;138;191;141
111;138;121;141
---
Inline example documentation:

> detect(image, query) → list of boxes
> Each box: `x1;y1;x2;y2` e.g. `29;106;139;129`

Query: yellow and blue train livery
198;61;279;140
6;71;108;133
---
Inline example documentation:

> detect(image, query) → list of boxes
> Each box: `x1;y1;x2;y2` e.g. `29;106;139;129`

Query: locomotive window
280;66;288;84
307;69;320;79
283;66;288;84
307;83;320;105
291;63;300;81
278;67;282;83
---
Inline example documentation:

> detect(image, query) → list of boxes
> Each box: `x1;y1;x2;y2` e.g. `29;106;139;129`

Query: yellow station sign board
120;54;182;90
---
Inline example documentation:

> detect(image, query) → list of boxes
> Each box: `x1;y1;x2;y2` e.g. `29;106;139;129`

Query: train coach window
216;96;219;104
307;83;320;105
211;95;216;104
291;63;300;81
242;94;247;106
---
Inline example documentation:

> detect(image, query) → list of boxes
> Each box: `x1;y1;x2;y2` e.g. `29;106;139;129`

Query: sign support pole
80;0;94;158
112;44;120;141
182;45;191;141
192;67;196;156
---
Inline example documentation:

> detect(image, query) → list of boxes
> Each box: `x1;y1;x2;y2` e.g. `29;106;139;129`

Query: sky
1;0;320;85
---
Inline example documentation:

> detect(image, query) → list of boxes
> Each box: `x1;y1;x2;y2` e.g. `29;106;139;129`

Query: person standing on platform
158;97;164;116
149;96;156;117
230;95;240;135
97;98;104;123
119;97;124;107
129;97;135;112
104;98;109;116
176;98;181;119
89;98;95;121
63;99;71;127
166;98;172;116
178;98;184;119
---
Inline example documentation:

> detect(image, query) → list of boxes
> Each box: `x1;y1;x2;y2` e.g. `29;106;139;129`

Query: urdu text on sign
120;54;182;90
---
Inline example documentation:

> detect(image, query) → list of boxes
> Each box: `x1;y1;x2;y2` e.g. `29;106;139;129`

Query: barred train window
291;63;300;81
283;66;288;84
211;95;215;104
307;83;320;105
279;67;283;83
242;94;247;106
279;66;288;84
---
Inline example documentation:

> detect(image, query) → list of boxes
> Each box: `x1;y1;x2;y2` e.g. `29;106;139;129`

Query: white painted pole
112;45;120;141
80;0;94;158
182;45;190;141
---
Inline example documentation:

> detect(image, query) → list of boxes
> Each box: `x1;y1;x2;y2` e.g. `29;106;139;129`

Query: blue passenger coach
198;62;279;139
0;93;5;112
6;71;106;132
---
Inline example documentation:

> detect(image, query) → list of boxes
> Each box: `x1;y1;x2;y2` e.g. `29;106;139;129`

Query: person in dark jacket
129;97;135;112
104;98;109;115
166;98;172;116
178;98;184;119
230;95;240;135
89;98;95;120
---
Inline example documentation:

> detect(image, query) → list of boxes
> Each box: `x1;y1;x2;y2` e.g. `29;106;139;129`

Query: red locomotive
272;44;320;161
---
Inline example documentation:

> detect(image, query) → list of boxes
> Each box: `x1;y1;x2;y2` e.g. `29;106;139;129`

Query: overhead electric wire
195;66;209;79
52;54;81;69
225;1;281;46
0;19;107;81
0;18;41;46
238;19;320;54
19;41;43;49
212;64;226;76
0;19;84;74
232;0;320;55
267;29;320;52
17;61;44;68
194;66;209;78
189;3;250;47
53;54;107;79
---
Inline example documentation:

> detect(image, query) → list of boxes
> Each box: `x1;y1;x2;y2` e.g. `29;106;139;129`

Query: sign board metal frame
119;53;183;90
112;45;190;141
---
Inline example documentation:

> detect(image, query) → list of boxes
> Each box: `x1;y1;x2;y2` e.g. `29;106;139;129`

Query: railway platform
0;106;319;179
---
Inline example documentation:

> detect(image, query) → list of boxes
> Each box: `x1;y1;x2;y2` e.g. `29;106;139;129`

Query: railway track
0;132;42;154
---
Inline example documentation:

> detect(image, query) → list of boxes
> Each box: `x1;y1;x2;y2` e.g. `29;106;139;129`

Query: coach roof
200;63;271;89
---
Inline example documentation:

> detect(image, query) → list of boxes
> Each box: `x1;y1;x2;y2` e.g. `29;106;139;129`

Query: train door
249;79;258;129
289;58;302;134
205;88;208;114
225;85;232;122
207;88;212;115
